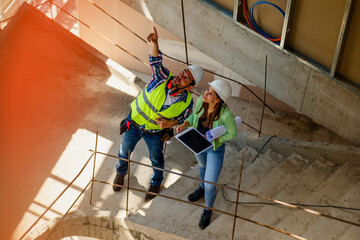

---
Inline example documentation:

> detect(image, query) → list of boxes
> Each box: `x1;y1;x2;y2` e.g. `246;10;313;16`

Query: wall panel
339;0;360;87
289;0;346;69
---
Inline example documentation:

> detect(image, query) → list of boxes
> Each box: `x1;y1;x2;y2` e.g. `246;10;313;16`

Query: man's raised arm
147;26;159;57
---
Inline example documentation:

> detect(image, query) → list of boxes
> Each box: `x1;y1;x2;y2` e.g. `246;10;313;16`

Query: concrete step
265;162;360;239
301;178;360;240
178;149;286;238
154;145;257;221
125;145;259;240
206;152;311;239
336;181;360;240
151;145;259;236
234;156;341;240
338;225;360;240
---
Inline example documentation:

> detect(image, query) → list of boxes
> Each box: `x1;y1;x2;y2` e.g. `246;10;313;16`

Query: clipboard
175;127;213;155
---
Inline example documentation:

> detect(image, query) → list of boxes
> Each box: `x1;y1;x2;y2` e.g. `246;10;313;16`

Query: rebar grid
92;150;360;229
21;132;360;240
19;152;95;240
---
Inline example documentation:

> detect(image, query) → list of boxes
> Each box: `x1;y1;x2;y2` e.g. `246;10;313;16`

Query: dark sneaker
188;187;205;202
199;209;212;230
144;185;161;201
113;174;125;192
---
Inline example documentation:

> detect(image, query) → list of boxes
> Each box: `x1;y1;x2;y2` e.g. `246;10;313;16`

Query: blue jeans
195;144;225;208
116;122;164;187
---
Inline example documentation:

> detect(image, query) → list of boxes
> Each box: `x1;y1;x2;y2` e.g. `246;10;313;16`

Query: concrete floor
0;4;354;240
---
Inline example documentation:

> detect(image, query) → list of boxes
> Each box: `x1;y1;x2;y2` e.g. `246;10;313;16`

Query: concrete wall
119;0;360;145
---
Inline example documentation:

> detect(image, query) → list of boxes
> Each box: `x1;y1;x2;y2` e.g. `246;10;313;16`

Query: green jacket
185;95;237;150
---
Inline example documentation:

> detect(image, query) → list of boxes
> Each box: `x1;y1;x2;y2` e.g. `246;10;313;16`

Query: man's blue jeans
116;123;164;187
195;144;225;208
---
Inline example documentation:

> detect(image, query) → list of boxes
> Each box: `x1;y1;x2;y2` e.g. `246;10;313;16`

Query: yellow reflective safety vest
130;76;193;130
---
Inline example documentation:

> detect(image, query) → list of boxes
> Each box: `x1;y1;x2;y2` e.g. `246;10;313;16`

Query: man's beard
172;77;188;90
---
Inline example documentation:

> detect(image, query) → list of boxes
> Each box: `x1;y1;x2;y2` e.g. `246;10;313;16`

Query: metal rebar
34;1;51;9
251;135;276;164
87;0;147;44
45;179;92;240
91;149;360;228
232;159;244;240
126;150;131;216
19;152;94;240
93;179;307;240
0;16;14;24
180;0;189;65
258;55;267;137
0;0;48;25
90;149;237;191
205;69;275;114
90;131;98;204
86;0;187;67
54;0;272;113
50;1;150;68
242;121;260;132
52;0;274;114
237;188;360;228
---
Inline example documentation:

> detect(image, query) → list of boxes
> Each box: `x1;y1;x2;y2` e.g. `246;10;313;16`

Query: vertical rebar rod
180;0;189;65
126;149;131;216
90;131;98;204
258;55;267;137
232;159;244;240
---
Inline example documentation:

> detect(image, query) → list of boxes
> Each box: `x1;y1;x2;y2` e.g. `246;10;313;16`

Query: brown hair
197;92;224;129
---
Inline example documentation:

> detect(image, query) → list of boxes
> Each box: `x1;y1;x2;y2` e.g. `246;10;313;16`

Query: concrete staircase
125;139;360;240
4;4;359;240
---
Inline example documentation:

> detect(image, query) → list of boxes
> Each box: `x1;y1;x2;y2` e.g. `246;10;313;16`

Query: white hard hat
209;79;232;103
186;65;204;85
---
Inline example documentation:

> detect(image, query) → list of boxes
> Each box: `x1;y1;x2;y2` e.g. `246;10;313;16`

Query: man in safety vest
113;27;204;201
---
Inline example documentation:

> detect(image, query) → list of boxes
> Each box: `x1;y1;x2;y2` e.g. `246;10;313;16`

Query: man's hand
156;118;177;129
147;26;158;45
147;26;159;57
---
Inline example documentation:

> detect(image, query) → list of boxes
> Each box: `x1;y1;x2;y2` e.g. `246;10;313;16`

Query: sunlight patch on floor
162;168;183;188
14;129;114;239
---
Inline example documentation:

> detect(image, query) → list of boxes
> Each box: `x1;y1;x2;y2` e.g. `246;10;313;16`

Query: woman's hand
176;122;189;134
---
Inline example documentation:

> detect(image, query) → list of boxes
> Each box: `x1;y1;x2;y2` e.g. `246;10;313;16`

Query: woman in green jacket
176;79;237;229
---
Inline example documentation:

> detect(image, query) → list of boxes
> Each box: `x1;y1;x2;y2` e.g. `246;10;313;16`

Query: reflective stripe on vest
130;76;192;130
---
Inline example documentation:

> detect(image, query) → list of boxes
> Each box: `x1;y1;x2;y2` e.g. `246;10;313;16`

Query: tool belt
120;117;174;142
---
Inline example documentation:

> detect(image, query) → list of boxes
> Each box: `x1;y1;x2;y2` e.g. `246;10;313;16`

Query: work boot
188;187;204;202
199;209;212;230
144;185;161;201
113;174;125;192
